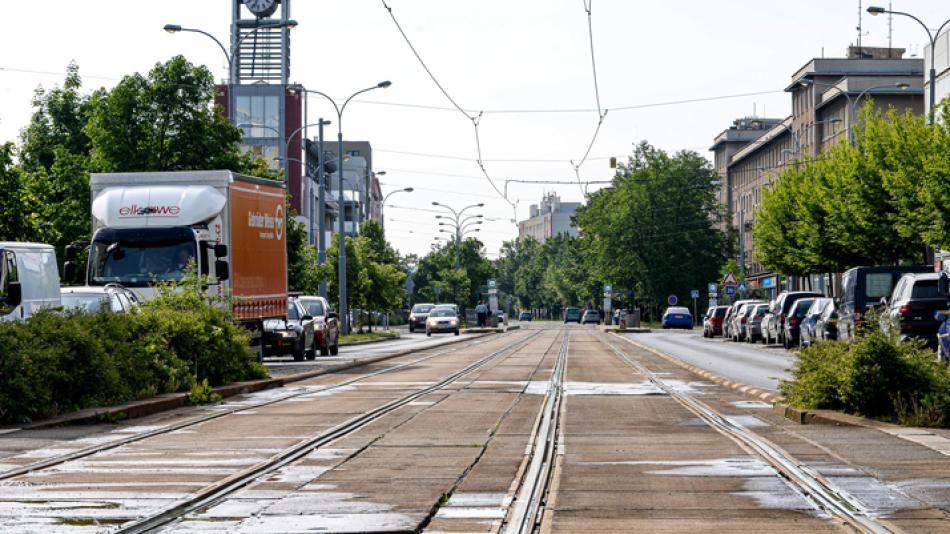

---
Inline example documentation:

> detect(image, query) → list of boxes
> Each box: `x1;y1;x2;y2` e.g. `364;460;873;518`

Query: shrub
0;276;267;424
781;329;950;426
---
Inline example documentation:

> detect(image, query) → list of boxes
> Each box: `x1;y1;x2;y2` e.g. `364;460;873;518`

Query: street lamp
381;187;413;229
163;20;298;121
431;202;485;271
868;6;950;125
287;81;393;335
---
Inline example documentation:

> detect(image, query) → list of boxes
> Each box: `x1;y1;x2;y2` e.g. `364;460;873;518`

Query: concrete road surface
626;329;795;391
1;323;947;533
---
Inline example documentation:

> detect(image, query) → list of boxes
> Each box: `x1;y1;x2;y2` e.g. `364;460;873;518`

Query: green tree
0;144;28;241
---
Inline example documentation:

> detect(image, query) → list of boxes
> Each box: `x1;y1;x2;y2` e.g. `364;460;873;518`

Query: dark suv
838;265;931;342
879;273;950;348
763;291;823;346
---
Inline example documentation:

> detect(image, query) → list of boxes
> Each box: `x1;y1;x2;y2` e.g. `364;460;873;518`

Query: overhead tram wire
379;0;512;208
572;0;608;197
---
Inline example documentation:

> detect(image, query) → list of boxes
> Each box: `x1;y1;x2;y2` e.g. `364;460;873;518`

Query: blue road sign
667;295;678;306
690;290;700;299
738;280;747;292
725;285;736;296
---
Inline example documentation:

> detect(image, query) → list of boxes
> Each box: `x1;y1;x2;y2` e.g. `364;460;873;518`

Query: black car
781;297;815;349
763;291;823;345
519;311;532;321
879;273;950;349
838;265;931;343
263;298;316;361
409;303;436;333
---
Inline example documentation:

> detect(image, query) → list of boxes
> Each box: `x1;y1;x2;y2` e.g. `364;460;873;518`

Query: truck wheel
320;343;330;356
306;341;317;361
293;342;305;362
329;342;338;356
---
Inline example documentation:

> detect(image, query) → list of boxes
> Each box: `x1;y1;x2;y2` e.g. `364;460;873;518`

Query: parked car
744;303;770;343
799;298;834;347
838;265;931;343
295;295;340;356
760;308;775;343
763;291;823;346
661;306;693;329
494;309;508;326
263;298;316;361
564;307;581;323
703;306;729;337
409;303;436;333
782;298;816;348
729;300;764;342
722;299;760;339
937;310;950;362
426;307;460;336
519;311;532;321
581;309;600;324
731;301;764;342
814;300;840;343
60;284;140;314
879;273;950;349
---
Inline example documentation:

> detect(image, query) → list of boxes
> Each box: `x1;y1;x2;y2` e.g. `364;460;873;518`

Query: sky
1;0;946;259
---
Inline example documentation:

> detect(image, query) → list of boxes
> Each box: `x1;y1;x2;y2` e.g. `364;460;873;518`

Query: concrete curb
339;332;401;347
2;332;495;433
610;332;950;457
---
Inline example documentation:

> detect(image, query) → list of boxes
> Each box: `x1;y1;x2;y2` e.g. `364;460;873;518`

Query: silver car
744;303;770;343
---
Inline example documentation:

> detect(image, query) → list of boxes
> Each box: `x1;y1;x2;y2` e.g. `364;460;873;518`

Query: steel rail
600;333;891;534
0;335;500;482
116;330;544;534
503;331;569;534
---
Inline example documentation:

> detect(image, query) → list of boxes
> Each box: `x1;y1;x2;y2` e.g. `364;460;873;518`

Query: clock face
245;0;278;17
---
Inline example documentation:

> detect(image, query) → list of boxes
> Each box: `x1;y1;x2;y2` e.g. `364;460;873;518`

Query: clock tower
216;0;304;213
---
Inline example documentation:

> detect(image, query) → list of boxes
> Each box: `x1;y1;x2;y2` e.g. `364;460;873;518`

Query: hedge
0;281;267;424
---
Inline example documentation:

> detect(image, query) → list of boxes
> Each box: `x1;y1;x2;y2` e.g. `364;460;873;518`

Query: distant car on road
799;297;834;347
519;311;532;321
581;309;600;324
494;309;508;326
426;307;460;336
264;298;316;361
295;295;340;356
661;306;693;329
60;284;139;314
879;273;950;349
722;299;760;339
731;301;765;342
702;305;728;337
564;307;581;323
409;303;436;333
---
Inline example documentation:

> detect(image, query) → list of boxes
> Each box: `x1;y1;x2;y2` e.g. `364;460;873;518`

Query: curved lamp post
381;187;414;229
432;202;484;271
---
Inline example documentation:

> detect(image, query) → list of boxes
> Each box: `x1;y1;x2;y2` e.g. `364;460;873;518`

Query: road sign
708;282;717;293
488;279;496;289
434;287;442;297
738;280;747;292
709;298;718;307
690;289;700;299
667;295;678;306
604;284;612;297
722;271;738;286
724;285;736;295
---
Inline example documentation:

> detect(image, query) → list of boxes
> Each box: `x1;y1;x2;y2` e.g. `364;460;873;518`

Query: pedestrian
475;301;488;327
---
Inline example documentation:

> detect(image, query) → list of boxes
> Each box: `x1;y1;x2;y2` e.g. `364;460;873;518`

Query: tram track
112;329;544;533
598;332;891;534
0;334;505;483
501;331;568;534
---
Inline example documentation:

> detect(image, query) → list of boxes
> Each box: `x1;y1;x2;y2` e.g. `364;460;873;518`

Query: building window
235;95;279;138
346;150;360;157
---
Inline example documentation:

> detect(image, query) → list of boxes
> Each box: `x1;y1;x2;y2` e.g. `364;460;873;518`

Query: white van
0;242;61;321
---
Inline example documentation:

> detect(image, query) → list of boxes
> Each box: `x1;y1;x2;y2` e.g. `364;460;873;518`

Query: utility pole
317;119;328;300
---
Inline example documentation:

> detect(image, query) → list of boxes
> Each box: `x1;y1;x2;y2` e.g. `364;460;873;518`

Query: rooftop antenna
857;0;863;50
888;1;893;50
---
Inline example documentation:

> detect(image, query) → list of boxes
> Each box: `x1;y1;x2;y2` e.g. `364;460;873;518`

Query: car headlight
280;330;295;338
409;314;417;321
450;319;458;326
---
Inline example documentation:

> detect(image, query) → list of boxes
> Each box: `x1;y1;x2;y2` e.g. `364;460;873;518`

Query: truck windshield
89;227;198;287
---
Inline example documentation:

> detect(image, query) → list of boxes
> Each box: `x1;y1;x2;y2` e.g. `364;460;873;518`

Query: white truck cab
0;242;61;321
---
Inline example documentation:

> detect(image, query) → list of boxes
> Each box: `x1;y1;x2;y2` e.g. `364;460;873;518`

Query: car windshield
429;309;455;318
89;228;197;287
299;299;324;317
794;299;815;316
412;304;435;313
911;279;940;298
61;293;108;313
715;307;727;317
287;303;300;320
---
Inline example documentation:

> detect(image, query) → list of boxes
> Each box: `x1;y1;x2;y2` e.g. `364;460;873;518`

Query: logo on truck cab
118;204;181;217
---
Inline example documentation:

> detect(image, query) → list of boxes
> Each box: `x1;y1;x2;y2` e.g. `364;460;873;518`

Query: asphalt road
624;329;795;391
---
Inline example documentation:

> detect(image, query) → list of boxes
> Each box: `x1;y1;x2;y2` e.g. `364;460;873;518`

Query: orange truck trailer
85;171;287;359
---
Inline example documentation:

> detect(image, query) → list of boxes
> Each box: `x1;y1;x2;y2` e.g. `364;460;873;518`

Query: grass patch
340;330;398;344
